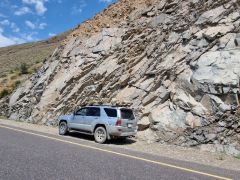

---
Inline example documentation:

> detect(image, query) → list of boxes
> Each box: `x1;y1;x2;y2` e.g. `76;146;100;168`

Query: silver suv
58;106;138;143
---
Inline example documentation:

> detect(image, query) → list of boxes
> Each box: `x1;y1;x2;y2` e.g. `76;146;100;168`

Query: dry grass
0;31;70;98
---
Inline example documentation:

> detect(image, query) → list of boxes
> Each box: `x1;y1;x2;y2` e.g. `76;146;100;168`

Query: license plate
127;124;133;128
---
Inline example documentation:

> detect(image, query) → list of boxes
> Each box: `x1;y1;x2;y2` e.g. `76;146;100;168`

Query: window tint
76;108;87;116
104;108;117;117
86;107;100;117
120;109;134;120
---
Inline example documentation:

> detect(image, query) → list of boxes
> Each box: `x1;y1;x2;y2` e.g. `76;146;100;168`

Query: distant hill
0;31;70;77
0;31;70;96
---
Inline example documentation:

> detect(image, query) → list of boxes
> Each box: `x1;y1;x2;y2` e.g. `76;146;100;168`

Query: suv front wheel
94;126;107;144
59;121;69;135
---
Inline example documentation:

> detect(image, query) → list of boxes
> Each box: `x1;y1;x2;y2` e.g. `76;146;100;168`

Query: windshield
120;109;134;120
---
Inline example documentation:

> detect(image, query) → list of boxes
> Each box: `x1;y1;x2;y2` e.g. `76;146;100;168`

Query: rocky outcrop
1;0;240;155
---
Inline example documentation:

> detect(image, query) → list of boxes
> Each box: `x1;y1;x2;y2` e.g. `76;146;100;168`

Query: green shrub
19;63;28;75
0;89;9;99
10;74;17;80
235;154;240;160
13;80;21;88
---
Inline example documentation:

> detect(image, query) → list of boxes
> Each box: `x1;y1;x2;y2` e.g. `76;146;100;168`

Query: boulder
191;49;240;90
185;112;202;128
202;25;234;41
137;116;150;131
195;5;226;25
209;95;232;113
142;93;157;106
149;102;187;131
136;129;158;143
151;13;172;27
172;89;208;117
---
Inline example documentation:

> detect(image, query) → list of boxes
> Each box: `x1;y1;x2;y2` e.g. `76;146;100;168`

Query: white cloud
72;6;82;14
25;20;47;30
0;28;26;47
0;20;20;33
0;26;38;47
0;19;10;26
0;13;7;18
22;0;48;15
20;32;38;41
99;0;113;3
14;7;31;16
71;0;86;15
39;22;47;29
10;23;20;32
48;32;56;37
25;20;36;29
0;34;17;47
0;27;3;33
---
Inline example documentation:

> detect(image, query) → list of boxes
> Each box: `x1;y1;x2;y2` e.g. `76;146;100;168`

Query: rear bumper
108;126;137;137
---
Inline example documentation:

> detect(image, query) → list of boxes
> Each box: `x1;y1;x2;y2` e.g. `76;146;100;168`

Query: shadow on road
67;131;136;145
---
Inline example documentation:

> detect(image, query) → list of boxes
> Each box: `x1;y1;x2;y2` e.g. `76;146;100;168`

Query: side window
76;108;87;116
86;107;100;117
104;108;117;117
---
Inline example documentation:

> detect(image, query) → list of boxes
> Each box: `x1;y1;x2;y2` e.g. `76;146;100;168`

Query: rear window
104;108;117;117
120;109;134;120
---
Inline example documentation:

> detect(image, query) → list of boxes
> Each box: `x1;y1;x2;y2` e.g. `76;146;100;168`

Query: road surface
0;125;239;180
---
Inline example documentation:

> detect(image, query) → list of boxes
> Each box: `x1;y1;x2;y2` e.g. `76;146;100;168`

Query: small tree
20;63;28;74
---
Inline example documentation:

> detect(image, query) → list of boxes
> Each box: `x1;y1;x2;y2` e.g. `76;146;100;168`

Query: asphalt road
0;125;239;180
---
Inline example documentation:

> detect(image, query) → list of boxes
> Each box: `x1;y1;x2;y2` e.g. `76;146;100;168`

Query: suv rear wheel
94;126;107;144
59;121;68;135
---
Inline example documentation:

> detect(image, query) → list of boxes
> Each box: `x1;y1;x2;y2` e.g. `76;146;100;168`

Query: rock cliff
1;0;240;155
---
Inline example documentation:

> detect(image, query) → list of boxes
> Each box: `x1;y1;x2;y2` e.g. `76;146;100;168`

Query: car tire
94;126;107;144
59;121;68;135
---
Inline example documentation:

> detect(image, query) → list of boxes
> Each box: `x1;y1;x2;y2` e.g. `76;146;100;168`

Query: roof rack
88;104;114;107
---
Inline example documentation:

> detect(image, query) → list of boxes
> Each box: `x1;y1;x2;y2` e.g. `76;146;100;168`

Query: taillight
116;119;122;126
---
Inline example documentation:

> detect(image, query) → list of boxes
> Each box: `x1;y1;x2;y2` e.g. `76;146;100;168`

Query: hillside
0;31;70;98
0;32;69;76
1;0;240;156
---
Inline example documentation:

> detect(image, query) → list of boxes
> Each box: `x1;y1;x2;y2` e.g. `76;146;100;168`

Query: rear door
119;108;137;129
83;107;101;132
104;108;118;125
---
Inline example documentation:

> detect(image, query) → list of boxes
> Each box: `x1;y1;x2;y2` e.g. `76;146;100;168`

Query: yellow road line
0;125;232;180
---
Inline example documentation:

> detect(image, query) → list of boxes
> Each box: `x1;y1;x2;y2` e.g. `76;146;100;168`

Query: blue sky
0;0;117;47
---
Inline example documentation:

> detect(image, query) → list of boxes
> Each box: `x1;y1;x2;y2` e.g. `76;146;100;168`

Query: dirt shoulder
0;118;239;171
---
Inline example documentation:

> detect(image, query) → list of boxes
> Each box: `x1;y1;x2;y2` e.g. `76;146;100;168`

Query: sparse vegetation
10;74;17;80
0;89;9;99
13;80;21;89
0;74;7;78
216;153;225;161
19;63;29;75
0;31;70;99
234;154;240;159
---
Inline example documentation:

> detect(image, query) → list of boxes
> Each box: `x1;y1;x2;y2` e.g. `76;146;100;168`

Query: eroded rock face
1;0;240;155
